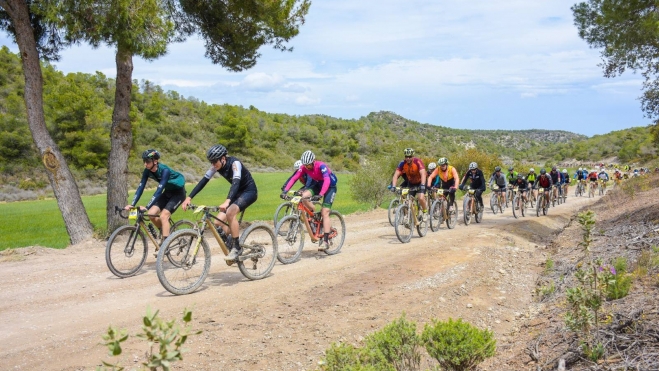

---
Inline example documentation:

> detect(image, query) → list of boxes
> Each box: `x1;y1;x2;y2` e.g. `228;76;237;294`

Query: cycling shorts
153;188;186;213
232;189;258;211
308;183;337;208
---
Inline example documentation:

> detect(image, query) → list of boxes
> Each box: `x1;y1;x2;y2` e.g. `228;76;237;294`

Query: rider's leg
159;208;172;238
148;205;163;233
418;192;427;212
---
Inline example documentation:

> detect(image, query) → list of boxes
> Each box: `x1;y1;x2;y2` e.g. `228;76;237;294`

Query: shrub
320;342;392;371
421;318;496;371
364;313;421;371
350;155;399;209
603;257;632;300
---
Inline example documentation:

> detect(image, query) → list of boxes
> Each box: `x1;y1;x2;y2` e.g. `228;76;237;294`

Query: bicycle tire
394;204;414;243
429;199;442;232
463;197;471;226
237;222;277;280
490;193;498;214
274;215;304;264
446;201;458;229
521;197;526;217
274;202;293;234
106;225;148;278
506;189;512;208
475;203;483;223
156;229;210;295
536;194;543;217
323;210;346;255
165;220;196;267
498;195;504;214
512;196;519;219
416;207;428;237
388;198;400;227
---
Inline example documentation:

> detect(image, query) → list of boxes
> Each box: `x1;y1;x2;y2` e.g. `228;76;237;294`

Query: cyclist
125;149;186;244
561;169;570;197
281;160;309;194
427;157;460;212
513;173;529;208
181;144;258;261
526;168;537;201
392;148;428;219
533;168;553;207
598;168;609;192
574;167;587;195
282;150;338;251
587;168;599;193
549;166;562;202
506;166;518;200
426;163;440;188
489;166;508;208
459;162;486;211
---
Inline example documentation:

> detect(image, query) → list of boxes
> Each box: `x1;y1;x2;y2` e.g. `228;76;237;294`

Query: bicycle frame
188;205;246;264
289;196;323;242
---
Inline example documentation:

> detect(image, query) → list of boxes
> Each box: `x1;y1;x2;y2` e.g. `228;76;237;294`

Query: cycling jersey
282;170;309;191
598;172;609;181
396;158;425;185
526;172;537;183
574;170;587;180
506;171;518;184
429;165;459;188
535;174;553;189
132;163;185;209
460;169;486;190
189;156;257;204
515;178;528;190
549;170;561;185
489;172;507;189
588;171;598;180
285;160;337;196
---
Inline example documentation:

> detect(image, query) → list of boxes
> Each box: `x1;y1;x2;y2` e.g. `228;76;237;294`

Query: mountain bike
575;179;584;197
387;187;405;227
536;188;550;217
155;205;277;295
489;185;504;214
462;186;483;225
588;180;597;198
428;188;458;231
551;184;562;207
505;184;515;208
511;187;526;218
598;179;607;195
105;206;194;278
274;195;346;264
274;192;320;234
393;186;428;243
562;182;569;202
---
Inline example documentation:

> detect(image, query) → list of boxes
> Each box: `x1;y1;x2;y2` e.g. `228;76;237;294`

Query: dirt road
1;195;599;370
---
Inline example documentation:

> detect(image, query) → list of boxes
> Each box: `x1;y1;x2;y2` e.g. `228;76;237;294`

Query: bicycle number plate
401;188;409;196
291;196;302;203
513;187;518;192
128;209;137;220
492;185;499;190
469;189;475;195
437;189;445;195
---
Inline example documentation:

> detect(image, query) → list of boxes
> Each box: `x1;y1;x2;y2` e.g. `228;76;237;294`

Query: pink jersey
285;161;338;196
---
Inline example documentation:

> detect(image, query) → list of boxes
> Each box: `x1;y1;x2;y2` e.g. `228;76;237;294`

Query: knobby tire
106;225;148;278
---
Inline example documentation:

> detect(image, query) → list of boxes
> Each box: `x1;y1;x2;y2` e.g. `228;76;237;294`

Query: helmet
468;162;478;170
294;160;302;170
403;148;415;157
551;166;557;171
428;162;437;171
517;173;524;179
495;166;501;172
540;168;547;174
142;149;160;161
206;144;228;162
437;157;448;165
578;167;583;171
529;168;535;173
508;166;514;171
562;169;568;173
301;150;315;165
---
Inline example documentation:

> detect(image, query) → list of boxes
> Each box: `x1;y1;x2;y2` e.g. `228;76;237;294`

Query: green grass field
0;173;372;250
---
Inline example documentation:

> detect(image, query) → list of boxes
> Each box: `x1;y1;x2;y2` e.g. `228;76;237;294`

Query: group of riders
388;148;635;220
125;145;338;262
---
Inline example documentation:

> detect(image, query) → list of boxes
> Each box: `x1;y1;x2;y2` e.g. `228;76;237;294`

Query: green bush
320;342;392;371
350;155;399;210
364;313;421;371
603;257;632;300
421;318;496;371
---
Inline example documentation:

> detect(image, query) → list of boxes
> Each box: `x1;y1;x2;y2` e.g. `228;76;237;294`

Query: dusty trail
1;195;599;370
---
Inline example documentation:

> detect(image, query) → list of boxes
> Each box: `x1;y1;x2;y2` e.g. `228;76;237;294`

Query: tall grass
0;173;369;250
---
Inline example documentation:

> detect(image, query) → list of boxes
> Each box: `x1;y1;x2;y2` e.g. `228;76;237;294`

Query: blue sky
1;0;649;136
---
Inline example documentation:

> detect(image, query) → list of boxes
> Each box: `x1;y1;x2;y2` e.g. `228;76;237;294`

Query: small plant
421;318;496;371
577;210;596;252
97;307;200;371
364;313;421;371
544;257;554;273
537;280;556;299
602;258;632;300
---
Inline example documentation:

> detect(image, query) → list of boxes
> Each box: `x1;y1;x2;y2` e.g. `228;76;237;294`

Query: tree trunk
106;45;134;232
1;0;93;244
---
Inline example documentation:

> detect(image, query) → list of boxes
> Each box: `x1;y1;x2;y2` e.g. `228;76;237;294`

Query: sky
0;0;650;137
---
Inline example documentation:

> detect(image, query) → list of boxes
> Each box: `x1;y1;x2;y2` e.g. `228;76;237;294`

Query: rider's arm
392;168;402;188
451;167;459;187
319;164;331;196
130;169;150;206
427;168;437;187
282;171;297;191
284;169;303;192
226;160;244;202
188;166;216;199
145;167;171;209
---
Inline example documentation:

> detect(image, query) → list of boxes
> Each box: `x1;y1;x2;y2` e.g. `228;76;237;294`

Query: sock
324;232;329;242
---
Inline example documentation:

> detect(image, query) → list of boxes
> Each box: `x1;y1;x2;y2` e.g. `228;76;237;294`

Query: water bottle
147;223;158;238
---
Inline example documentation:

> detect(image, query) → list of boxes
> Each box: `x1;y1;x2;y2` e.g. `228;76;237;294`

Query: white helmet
562;169;568;173
300;150;315;165
428;162;437;171
294;160;302;170
578;167;583;171
468;162;478;170
529;168;535;173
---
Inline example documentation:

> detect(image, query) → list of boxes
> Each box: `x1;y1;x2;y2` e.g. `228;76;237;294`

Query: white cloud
295;96;320;105
238;72;285;92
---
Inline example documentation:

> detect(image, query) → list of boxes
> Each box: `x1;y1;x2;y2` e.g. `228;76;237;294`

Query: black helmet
207;145;228;162
517;174;523;179
142;149;160;161
540;168;547;174
508;166;514;171
495;166;501;172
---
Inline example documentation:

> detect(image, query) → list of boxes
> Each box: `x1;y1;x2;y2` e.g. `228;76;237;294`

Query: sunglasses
405;156;413;159
210;158;221;165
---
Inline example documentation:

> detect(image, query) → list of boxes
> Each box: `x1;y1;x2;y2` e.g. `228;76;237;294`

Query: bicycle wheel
512;196;519;219
463;197;471;225
520;197;526;217
498;196;504;214
416;207;428;237
446;201;458;229
172;219;195;231
394;204;414;243
156;229;210;295
274;215;304;264
490;193;498;214
237;222;277;280
536;195;542;217
506;190;512;208
323;210;346;255
274;202;293;234
106;225;148;278
387;198;400;227
475;203;483;223
429;199;442;232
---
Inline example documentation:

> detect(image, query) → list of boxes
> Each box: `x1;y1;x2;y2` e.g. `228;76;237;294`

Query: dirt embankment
1;193;609;370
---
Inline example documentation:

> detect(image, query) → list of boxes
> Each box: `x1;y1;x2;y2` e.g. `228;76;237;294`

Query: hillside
0;46;655;200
